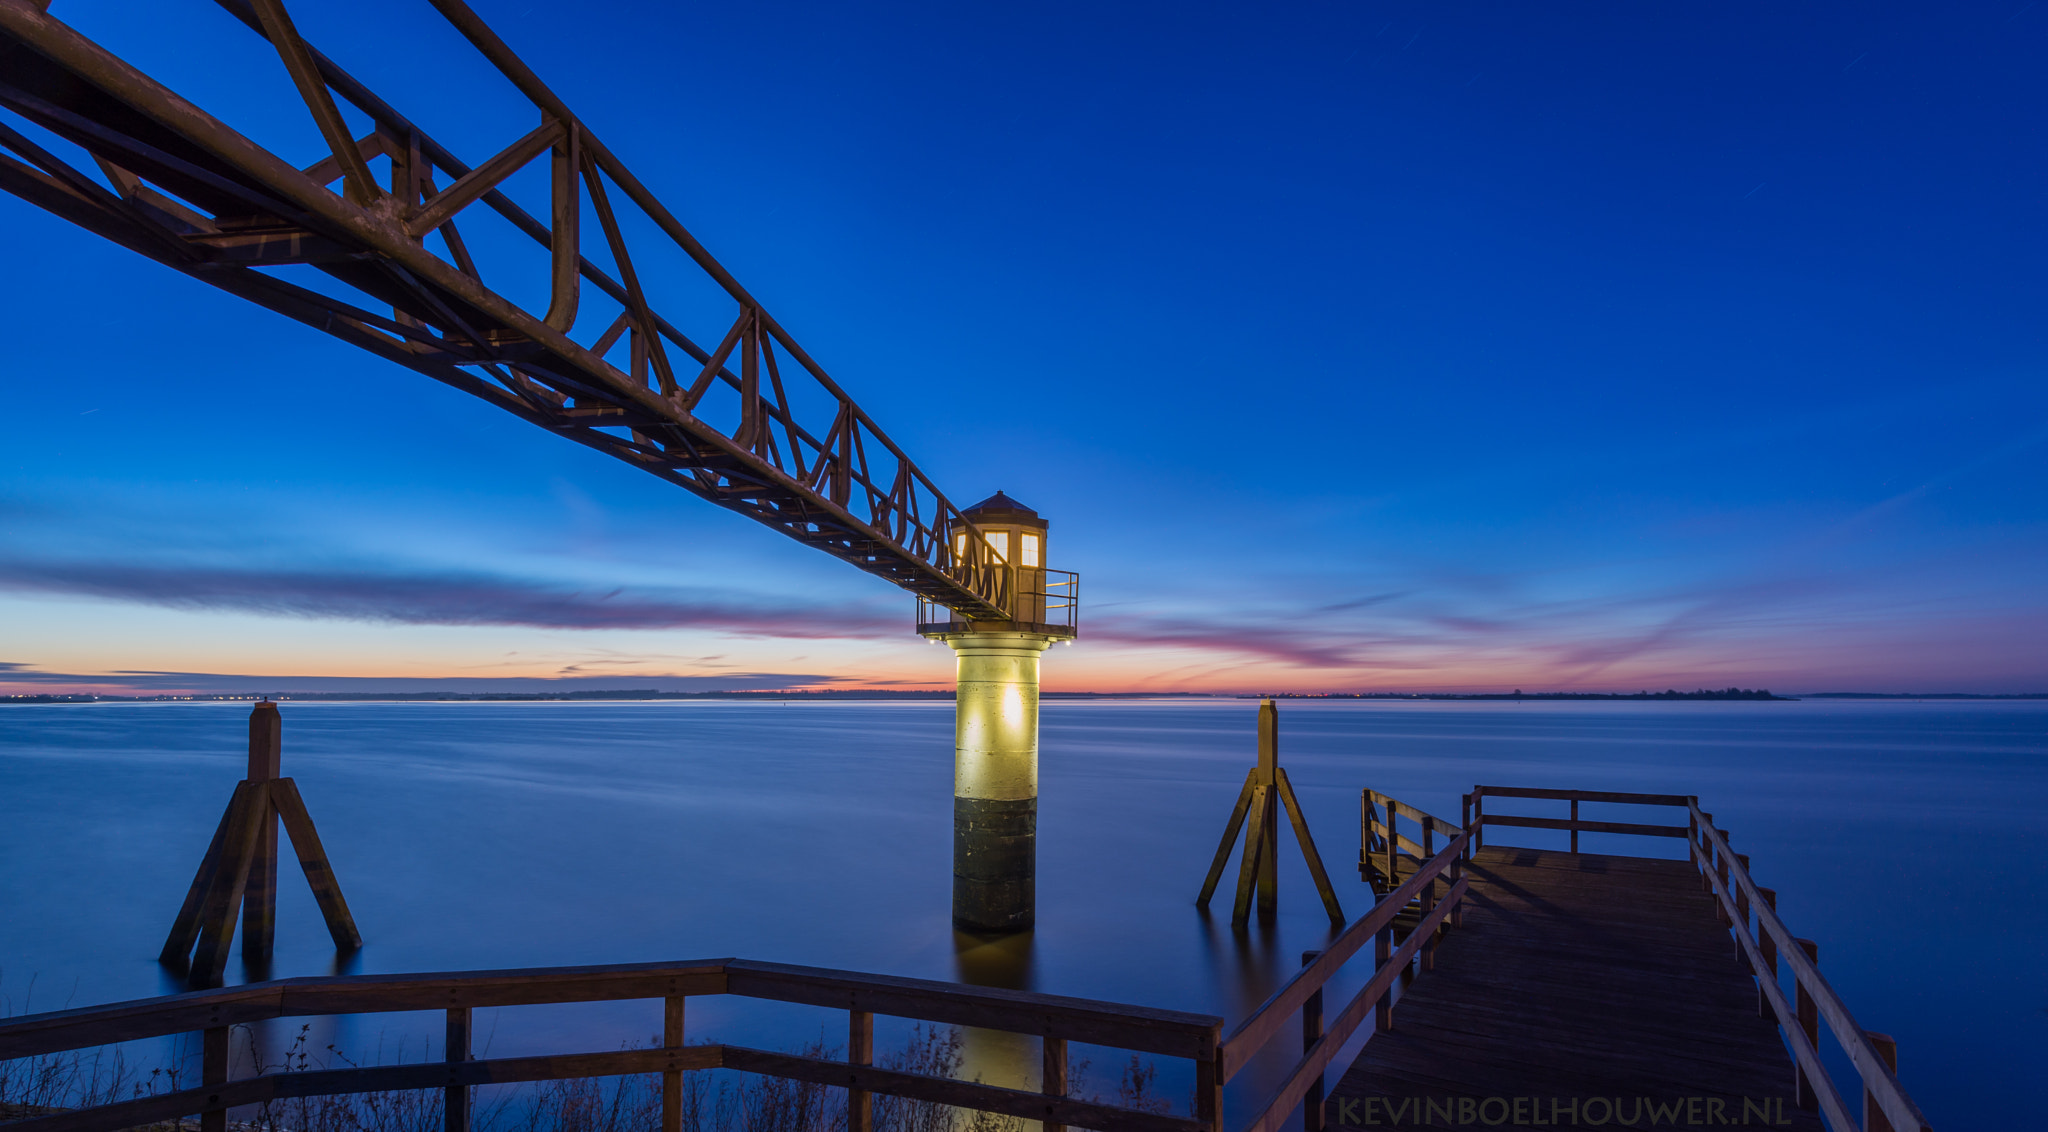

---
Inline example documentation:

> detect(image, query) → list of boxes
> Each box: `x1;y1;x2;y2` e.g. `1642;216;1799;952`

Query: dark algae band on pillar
954;796;1036;933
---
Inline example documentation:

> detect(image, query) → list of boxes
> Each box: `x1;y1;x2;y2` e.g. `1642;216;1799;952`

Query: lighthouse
918;492;1078;932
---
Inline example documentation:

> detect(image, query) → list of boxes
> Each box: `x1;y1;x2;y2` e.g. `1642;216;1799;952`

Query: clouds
0;662;852;695
0;556;899;640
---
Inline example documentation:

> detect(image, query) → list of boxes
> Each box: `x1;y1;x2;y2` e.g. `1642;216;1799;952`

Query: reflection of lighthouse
954;928;1040;1131
922;492;1077;933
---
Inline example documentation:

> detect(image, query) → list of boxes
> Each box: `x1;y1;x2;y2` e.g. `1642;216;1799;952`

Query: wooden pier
1333;845;1824;1128
0;785;1929;1132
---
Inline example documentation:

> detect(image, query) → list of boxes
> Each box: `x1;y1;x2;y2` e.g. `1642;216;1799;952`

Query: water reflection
952;930;1042;1100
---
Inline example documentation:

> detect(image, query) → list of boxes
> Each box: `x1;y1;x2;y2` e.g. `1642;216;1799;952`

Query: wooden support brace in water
1231;785;1272;926
1275;770;1345;925
272;777;363;949
160;703;362;984
1195;700;1346;927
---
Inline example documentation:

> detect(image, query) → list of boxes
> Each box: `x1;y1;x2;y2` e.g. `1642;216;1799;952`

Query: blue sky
2;0;2044;693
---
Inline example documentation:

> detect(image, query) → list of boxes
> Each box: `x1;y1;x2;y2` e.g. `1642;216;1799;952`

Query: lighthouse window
990;532;1008;563
1021;533;1040;567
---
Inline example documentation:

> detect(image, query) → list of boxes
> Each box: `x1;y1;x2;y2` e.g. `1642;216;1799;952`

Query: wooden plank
269;777;362;950
1330;847;1831;1131
1255;702;1279;918
0;1046;723;1132
1231;784;1272;925
1236;882;1467;1132
280;964;730;1014
1479;813;1689;838
1275;769;1345;925
242;705;282;960
1686;811;1931;1132
445;1006;471;1132
720;1046;1203;1132
1220;833;1469;1076
190;780;268;984
1474;785;1693;807
1194;770;1257;908
159;786;247;965
722;961;1219;1060
1042;1035;1068;1132
662;996;686;1132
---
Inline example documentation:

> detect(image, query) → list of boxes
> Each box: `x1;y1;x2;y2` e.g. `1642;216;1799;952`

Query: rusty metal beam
0;0;1029;622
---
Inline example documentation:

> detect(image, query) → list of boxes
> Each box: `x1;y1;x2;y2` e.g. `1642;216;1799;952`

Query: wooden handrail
1222;831;1469;1076
1478;814;1689;839
0;955;1222;1132
1237;879;1467;1132
1456;786;1932;1132
1472;785;1693;807
0;958;1217;1063
1688;807;1932;1132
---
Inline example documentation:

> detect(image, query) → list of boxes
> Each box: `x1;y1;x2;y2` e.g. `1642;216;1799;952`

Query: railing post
1863;1032;1898;1132
1449;837;1466;930
850;1009;874;1132
1715;834;1733;925
1384;805;1397;890
1196;1047;1222;1132
1375;928;1394;1032
1422;816;1437;911
445;1005;471;1132
1794;939;1820;1110
201;1024;228;1132
1040;1033;1067;1132
1698;812;1716;892
663;996;686;1132
1756;889;1779;1018
1302;950;1326;1132
1471;790;1483;850
1568;797;1579;854
1359;789;1369;880
1734;854;1752;967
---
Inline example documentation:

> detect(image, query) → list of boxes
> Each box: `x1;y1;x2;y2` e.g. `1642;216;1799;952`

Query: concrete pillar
945;631;1055;932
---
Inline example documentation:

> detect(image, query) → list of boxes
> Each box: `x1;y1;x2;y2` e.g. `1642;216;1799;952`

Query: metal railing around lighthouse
916;569;1078;638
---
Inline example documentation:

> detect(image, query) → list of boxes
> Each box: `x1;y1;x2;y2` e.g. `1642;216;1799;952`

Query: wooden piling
1255;701;1279;920
1198;700;1344;926
242;703;282;961
161;703;361;982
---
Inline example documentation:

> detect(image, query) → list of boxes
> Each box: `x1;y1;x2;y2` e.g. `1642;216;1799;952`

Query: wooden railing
1223;795;1471;1132
1459;785;1933;1132
0;958;1219;1132
1357;790;1465;894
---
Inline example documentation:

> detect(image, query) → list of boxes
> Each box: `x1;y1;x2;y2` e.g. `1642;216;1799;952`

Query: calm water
1;699;2042;1125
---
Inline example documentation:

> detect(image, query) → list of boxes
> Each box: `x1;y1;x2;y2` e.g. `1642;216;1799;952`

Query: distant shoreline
8;688;2043;704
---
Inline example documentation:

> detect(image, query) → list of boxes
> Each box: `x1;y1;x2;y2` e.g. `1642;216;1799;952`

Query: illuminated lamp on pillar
917;492;1079;933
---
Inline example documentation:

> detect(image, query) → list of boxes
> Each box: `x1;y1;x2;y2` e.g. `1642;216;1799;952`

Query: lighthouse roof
962;491;1047;528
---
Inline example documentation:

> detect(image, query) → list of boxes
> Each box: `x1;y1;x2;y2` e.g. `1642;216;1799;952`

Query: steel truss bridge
0;0;1037;626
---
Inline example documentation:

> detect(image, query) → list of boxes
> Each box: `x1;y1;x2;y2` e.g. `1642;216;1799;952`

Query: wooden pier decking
1331;845;1824;1129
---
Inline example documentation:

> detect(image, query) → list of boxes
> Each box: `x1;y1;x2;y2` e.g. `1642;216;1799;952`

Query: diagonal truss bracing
0;0;1016;622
